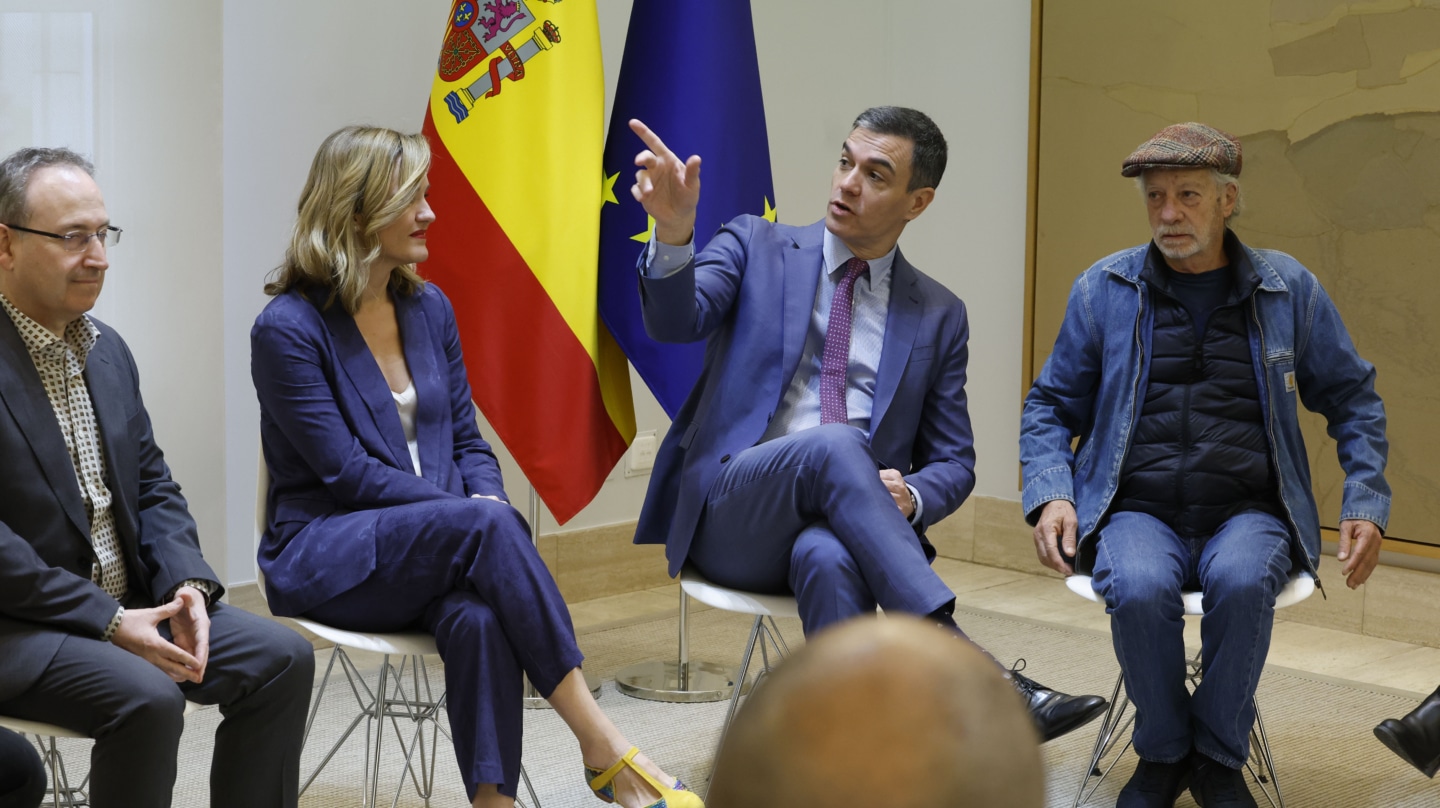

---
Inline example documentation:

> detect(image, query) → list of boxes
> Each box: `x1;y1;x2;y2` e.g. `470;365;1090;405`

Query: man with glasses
0;147;314;808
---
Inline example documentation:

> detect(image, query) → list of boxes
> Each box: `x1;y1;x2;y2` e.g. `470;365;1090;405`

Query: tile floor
566;557;1439;699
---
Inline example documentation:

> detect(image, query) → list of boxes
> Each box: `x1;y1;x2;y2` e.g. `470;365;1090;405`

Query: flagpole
523;485;601;709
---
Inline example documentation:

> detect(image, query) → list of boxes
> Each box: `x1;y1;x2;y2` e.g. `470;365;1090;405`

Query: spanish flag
421;0;634;524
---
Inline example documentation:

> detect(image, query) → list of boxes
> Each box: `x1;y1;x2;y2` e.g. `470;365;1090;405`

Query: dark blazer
250;284;505;617
635;216;976;576
0;314;219;701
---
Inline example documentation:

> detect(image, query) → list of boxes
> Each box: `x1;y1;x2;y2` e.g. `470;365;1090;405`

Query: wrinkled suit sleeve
638;216;755;344
0;522;117;637
115;336;222;604
908;299;976;532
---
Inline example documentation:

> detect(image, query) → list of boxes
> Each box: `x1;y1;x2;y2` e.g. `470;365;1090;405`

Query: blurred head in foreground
707;615;1044;808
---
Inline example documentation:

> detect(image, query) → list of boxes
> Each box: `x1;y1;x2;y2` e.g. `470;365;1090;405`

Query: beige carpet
30;605;1440;806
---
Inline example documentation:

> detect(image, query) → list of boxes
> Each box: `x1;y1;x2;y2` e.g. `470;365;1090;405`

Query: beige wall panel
1033;0;1440;545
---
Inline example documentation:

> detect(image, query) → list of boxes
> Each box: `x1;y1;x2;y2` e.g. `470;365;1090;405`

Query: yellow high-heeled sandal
584;747;703;808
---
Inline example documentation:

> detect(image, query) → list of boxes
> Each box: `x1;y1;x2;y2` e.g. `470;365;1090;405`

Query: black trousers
0;727;44;808
0;604;313;808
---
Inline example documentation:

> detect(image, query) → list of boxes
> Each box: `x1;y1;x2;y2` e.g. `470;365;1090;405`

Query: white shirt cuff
643;233;694;278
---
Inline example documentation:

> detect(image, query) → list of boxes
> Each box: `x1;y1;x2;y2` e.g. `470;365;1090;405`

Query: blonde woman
251;126;699;808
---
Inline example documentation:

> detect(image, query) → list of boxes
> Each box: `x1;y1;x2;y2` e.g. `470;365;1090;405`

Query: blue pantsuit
301;499;582;795
252;285;579;799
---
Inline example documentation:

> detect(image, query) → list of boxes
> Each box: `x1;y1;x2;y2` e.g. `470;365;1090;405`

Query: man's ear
0;226;16;272
904;187;936;222
1221;182;1238;220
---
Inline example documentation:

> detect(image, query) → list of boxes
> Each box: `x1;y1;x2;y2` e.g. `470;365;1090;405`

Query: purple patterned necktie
819;257;869;424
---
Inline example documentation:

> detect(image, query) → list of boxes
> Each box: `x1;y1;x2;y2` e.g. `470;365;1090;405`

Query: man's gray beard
1155;232;1205;262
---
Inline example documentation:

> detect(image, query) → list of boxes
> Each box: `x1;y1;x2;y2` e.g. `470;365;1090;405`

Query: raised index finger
629;119;676;161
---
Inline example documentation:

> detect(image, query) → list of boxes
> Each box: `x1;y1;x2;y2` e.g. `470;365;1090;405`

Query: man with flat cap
1020;123;1389;807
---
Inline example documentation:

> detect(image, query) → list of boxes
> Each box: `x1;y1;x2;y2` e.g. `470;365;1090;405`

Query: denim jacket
1020;234;1390;581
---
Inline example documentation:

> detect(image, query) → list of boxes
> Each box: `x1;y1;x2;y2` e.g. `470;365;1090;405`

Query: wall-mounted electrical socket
624;430;659;477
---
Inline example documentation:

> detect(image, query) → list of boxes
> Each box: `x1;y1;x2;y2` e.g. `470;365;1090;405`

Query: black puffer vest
1111;247;1281;538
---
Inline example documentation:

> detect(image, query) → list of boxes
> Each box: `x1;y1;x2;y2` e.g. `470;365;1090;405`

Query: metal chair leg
381;654;449;808
713;614;793;763
365;654;390;808
301;646;378;796
1073;656;1286;808
1072;672;1133;807
35;733;86;807
717;615;764;754
517;761;543;808
1247;696;1284;808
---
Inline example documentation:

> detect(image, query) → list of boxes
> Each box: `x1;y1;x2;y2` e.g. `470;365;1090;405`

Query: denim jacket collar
1107;229;1284;295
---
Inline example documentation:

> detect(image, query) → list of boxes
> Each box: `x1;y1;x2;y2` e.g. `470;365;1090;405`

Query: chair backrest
254;447;270;601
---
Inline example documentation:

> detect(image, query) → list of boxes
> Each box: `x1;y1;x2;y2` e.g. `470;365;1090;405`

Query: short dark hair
851;106;947;192
0;147;95;227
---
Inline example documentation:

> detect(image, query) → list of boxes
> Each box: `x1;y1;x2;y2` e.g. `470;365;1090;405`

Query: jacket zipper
1176;323;1202;517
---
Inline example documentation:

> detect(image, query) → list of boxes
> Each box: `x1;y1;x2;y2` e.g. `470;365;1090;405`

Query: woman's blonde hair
265;125;430;312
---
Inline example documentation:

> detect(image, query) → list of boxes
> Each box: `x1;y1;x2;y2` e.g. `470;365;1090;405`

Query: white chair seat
288;618;439;658
1065;573;1316;614
678;566;799;761
254;447;542;807
2;700;203;806
679;569;801;619
0;700;202;740
1064;570;1315;808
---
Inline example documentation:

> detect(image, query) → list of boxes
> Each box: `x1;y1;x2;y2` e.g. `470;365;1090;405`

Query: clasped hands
110;584;210;683
1031;499;1383;588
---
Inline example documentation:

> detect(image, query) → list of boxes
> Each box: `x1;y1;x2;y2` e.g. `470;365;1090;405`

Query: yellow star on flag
601;171;620;207
630;215;656;244
762;196;777;222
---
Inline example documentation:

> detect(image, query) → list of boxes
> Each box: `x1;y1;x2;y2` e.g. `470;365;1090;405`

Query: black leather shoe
1008;661;1107;742
1374;686;1440;778
1189;753;1257;808
1118;755;1192;808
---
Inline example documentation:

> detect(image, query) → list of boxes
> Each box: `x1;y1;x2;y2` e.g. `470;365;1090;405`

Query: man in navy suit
0;147;313;807
628;107;1105;742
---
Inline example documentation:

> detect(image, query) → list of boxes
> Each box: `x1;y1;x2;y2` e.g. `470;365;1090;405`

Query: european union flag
598;0;776;419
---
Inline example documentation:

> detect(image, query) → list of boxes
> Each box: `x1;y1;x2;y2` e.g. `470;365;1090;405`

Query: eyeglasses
4;224;122;252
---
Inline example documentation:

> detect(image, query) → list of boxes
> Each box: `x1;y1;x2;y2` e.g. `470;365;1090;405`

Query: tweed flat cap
1121;123;1242;178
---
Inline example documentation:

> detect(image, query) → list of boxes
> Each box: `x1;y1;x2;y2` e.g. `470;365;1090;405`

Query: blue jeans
1092;510;1292;768
687;424;955;636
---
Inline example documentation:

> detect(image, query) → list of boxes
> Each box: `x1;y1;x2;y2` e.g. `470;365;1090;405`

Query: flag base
613;659;737;703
